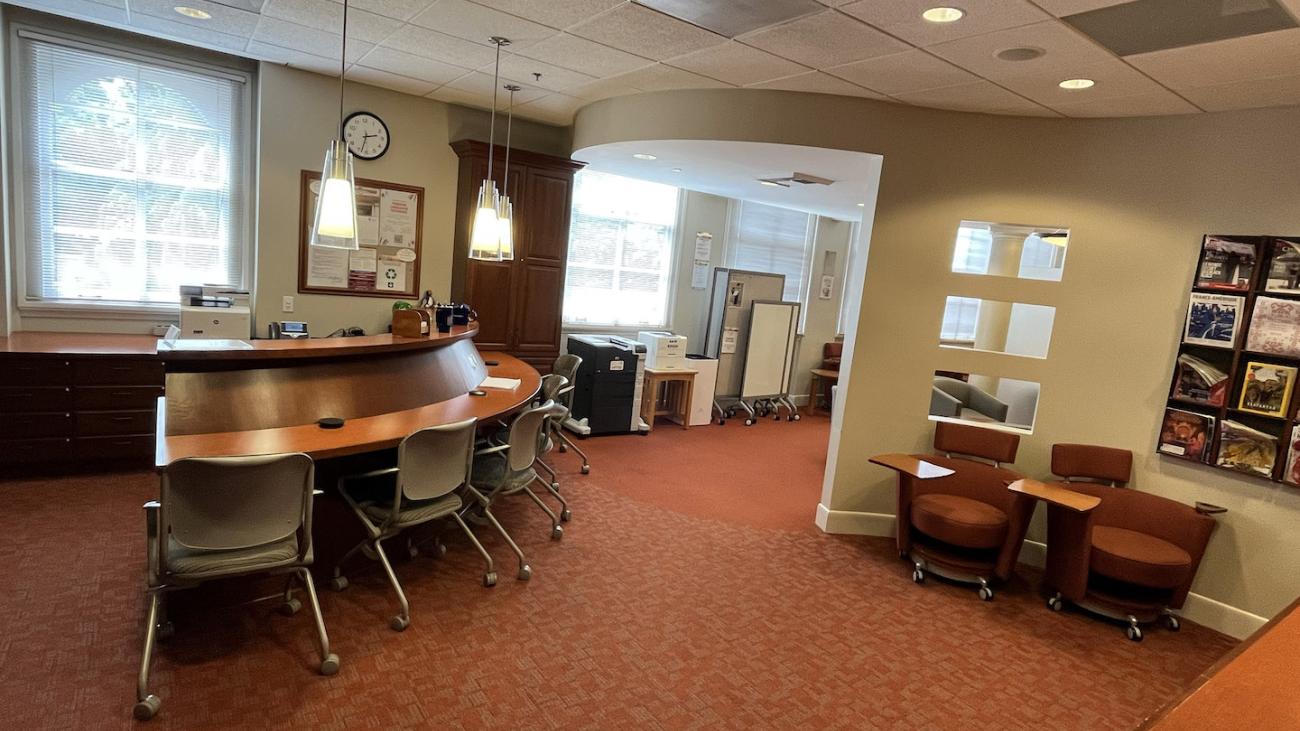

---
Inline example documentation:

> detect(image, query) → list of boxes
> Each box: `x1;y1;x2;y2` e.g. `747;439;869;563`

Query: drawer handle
111;392;133;397
110;416;134;422
111;440;133;446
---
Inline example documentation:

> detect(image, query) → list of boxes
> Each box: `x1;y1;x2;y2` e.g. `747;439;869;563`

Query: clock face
343;112;389;160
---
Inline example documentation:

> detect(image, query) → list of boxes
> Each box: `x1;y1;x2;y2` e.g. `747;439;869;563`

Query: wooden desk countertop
156;352;539;465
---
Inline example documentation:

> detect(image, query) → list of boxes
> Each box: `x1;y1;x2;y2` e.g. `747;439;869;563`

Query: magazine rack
1162;234;1300;485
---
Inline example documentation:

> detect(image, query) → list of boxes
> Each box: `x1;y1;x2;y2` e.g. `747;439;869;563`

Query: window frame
724;198;818;331
7;22;256;320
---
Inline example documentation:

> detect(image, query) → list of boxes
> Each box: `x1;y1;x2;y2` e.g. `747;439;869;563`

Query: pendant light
310;0;359;250
496;83;520;261
469;36;511;261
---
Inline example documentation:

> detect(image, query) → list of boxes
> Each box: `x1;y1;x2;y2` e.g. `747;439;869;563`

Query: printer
565;334;647;436
179;285;251;340
636;331;688;370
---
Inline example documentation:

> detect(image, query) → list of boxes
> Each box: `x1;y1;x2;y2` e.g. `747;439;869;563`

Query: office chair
532;373;569;492
550;353;590;475
873;422;1033;600
475;399;570;542
1041;444;1224;641
331;418;511;632
135;453;337;721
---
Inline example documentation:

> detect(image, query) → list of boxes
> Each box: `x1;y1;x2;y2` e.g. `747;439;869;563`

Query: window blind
563;170;679;328
16;34;247;308
729;201;813;302
941;296;981;342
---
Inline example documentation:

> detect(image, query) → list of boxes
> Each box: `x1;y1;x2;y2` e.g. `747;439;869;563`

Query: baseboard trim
815;507;1266;640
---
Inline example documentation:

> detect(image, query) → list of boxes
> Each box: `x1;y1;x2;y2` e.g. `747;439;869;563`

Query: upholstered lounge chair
1041;444;1225;641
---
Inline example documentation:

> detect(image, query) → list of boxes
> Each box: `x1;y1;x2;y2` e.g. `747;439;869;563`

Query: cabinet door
522;169;573;264
514;263;564;361
465;260;515;349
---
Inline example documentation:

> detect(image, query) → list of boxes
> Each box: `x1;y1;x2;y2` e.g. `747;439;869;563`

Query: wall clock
343;111;389;160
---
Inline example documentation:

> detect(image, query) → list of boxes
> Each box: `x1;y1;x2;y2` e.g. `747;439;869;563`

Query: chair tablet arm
1007;479;1101;513
1195;501;1228;516
869;453;955;479
475;443;510;457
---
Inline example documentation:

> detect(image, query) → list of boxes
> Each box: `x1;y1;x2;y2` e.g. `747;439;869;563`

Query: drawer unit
0;386;74;413
5;358;72;386
0;411;73;438
5;437;74;464
73;359;164;385
76;410;154;437
74;386;164;411
76;434;154;460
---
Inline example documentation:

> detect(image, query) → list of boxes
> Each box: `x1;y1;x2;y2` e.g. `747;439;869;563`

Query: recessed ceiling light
759;180;781;188
921;7;964;23
173;6;211;19
856;203;865;207
671;167;682;173
1059;78;1095;90
996;46;1046;62
632;153;656;160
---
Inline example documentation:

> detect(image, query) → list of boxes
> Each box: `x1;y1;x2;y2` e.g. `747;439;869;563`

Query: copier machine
564;334;648;436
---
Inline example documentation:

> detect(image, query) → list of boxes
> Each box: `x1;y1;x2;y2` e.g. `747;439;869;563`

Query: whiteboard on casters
741;301;800;399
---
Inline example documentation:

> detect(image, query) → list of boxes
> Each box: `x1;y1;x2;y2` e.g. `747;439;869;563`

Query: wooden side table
641;368;696;433
809;368;840;414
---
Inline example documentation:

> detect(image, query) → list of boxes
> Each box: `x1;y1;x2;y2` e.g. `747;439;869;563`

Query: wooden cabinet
451;140;584;372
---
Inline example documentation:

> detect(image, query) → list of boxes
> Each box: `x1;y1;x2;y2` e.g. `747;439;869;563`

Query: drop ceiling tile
514;92;585;123
840;0;1049;46
567;76;644;100
1179;72;1300;112
382;24;498;67
491;55;598;93
426;85;495;111
1125;27;1300;89
568;3;727;61
999;57;1172;107
246;40;338;75
263;0;400;43
354;46;469;83
325;0;434;22
747;70;887;98
891;79;1053;115
130;0;262;36
408;0;556;50
608;63;732;91
826;49;977;94
128;12;250;52
346;65;439;95
815;0;856;6
1014;0;1128;17
467;0;625;30
738;10;910;69
442;70;551;104
926;19;1117;83
252;16;373;61
1050;88;1200;117
517;33;654;78
667;41;809;86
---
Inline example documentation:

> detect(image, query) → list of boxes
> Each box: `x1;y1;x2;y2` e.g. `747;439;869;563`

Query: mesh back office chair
135;453;337;721
475;399;570;543
550;354;590;475
331;418;508;632
532;373;569;492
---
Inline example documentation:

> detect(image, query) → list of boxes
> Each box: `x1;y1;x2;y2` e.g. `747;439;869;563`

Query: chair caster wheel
551;482;561;492
772;415;781;421
718;419;726;426
1164;614;1181;631
329;576;349;591
278;598;302;616
518;564;533;581
390;616;409;632
792;414;801;421
745;418;755;426
434;542;448;558
581;465;590;475
407;545;420;560
551;525;564;540
156;620;175;642
912;567;925;584
1047;596;1063;612
558;444;567;453
1127;625;1143;642
319;653;340;676
133;694;161;721
483;571;498;588
978;586;994;602
560;508;572;522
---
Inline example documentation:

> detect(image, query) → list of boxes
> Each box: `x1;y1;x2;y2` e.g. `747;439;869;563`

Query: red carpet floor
0;414;1235;729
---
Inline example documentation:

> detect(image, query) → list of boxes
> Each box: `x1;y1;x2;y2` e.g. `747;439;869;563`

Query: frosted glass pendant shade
469;179;502;260
310;139;359;250
496;195;514;260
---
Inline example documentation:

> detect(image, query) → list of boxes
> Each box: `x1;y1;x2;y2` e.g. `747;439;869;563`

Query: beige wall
573;89;1300;628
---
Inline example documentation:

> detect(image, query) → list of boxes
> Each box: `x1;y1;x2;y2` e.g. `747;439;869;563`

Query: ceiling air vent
635;0;824;38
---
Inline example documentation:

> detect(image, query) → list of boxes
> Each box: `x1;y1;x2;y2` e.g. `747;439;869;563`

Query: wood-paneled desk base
641;368;695;434
157;353;539;465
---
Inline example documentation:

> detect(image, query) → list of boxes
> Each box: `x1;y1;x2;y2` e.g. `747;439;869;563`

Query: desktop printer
636;331;688;370
179;285;251;340
565;334;647;436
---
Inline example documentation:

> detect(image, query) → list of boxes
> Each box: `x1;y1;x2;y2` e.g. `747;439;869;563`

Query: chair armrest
143;500;160;510
1007;479;1100;513
968;389;1009;422
870;453;955;479
475;443;510;457
930;388;961;418
1195;501;1228;516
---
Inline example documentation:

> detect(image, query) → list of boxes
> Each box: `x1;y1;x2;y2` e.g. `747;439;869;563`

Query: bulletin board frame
297;170;424;299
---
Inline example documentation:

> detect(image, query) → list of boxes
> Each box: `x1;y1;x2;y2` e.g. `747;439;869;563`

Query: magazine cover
1238;362;1297;418
1172;353;1228;406
1215;420;1278;477
1285;424;1300;486
1183;292;1243;348
1158;408;1214;462
1245;296;1300;357
1265;238;1300;294
1196;236;1257;291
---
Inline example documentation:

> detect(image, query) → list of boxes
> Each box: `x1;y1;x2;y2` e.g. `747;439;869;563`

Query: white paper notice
377;258;407;292
357;212;379;247
349;247;377;273
307;246;349;288
691;232;713;290
379;189;418;248
691;262;710;289
721;327;739;354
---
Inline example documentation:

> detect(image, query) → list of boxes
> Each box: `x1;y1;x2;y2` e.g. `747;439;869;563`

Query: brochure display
1162;233;1300;485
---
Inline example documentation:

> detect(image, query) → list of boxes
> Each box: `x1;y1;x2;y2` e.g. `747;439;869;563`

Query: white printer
636;331;688;370
179;284;251;340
